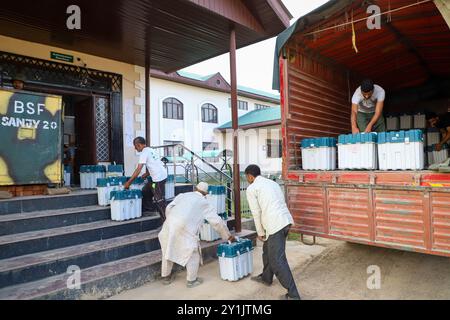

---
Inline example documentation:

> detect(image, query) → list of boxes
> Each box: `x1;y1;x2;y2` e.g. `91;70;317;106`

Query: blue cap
301;137;336;148
97;177;122;187
388;130;423;143
209;185;226;195
108;165;124;173
218;213;228;220
319;137;337;147
81;165;106;173
94;165;106;173
217;242;241;258
217;238;253;258
301;138;311;149
360;133;377;143
338;133;377;145
378;132;388;144
79;165;92;173
110;190;143;201
97;178;109;187
117;176;128;185
133;177;146;185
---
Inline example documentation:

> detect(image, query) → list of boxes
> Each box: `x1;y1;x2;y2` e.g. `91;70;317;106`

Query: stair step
0;191;98;215
0;216;162;260
0;230;256;300
0;251;162;300
0;230;160;288
0;206;111;236
0;185;193;216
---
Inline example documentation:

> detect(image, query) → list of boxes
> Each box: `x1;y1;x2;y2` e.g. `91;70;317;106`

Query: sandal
186;277;203;288
162;273;176;285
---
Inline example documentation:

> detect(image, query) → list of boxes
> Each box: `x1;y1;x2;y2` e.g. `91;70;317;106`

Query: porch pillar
145;56;151;144
230;27;242;233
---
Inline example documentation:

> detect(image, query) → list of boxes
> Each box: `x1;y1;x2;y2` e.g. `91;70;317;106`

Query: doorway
63;94;111;185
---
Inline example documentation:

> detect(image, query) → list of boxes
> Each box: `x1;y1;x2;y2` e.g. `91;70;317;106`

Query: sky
181;0;330;95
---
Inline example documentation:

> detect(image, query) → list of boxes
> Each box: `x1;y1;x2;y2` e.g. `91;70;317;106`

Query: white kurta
158;191;231;267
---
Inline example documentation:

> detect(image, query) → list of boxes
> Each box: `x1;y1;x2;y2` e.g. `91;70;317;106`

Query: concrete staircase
0;187;256;300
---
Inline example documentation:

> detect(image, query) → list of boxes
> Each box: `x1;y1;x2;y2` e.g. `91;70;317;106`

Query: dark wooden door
75;97;96;169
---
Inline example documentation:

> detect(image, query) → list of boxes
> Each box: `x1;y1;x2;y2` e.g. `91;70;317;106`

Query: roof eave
151;70;280;103
267;0;293;27
216;119;281;132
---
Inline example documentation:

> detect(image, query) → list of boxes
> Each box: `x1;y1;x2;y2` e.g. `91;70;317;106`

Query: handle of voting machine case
228;236;240;244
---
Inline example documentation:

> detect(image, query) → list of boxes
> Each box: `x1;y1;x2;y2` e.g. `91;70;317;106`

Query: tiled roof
217;107;281;130
177;71;280;101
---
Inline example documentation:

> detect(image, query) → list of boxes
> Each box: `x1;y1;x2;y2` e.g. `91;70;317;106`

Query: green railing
150;143;283;221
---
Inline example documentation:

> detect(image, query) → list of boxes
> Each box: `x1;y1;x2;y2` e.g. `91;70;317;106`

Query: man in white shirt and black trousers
124;137;168;221
245;165;301;300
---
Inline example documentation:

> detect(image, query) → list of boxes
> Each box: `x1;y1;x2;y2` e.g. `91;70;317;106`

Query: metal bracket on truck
300;234;316;246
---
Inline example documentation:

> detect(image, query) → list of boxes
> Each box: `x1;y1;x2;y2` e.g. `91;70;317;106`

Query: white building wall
220;125;282;174
148;76;278;154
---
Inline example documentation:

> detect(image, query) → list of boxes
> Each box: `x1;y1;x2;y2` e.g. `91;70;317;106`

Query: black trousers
261;225;300;299
142;179;167;221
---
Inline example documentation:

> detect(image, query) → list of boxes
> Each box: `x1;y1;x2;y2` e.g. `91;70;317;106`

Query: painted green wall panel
0;89;62;186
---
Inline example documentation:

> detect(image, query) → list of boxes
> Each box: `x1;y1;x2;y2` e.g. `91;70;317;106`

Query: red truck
274;0;450;257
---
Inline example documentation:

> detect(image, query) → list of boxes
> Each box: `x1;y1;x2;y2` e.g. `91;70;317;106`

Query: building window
239;100;248;111
203;142;219;151
203;142;220;162
228;98;248;111
163;140;184;158
163;98;183;120
201;103;218;123
267;139;282;159
255;104;270;110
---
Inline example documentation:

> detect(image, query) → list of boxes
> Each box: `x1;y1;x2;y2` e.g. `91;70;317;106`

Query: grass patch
287;232;301;241
242;213;253;219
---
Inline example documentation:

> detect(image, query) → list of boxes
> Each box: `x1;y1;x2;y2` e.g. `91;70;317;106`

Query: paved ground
109;237;450;300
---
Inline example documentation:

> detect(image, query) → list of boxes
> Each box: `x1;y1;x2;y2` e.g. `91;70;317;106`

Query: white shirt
246;176;294;239
138;147;168;182
158;191;230;266
352;84;385;113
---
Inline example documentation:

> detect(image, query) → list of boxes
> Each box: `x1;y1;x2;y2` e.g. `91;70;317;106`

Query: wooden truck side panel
279;47;355;178
286;180;450;257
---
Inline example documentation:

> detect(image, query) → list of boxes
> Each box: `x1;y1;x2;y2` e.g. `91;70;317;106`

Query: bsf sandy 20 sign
0;89;63;186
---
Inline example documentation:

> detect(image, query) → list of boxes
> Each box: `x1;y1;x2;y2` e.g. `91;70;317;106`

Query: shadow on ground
109;238;450;300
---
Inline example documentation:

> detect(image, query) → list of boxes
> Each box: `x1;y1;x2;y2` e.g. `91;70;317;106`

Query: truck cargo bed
285;170;450;257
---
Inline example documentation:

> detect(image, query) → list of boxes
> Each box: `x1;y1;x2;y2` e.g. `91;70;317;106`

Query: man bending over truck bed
351;79;386;134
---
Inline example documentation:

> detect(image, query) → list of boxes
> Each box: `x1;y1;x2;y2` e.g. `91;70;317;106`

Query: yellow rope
352;19;358;53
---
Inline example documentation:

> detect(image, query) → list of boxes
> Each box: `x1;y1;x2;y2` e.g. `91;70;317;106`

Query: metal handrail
150;144;233;181
149;143;279;221
151;143;235;218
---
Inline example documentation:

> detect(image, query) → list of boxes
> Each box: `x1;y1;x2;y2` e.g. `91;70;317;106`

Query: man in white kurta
158;182;235;288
